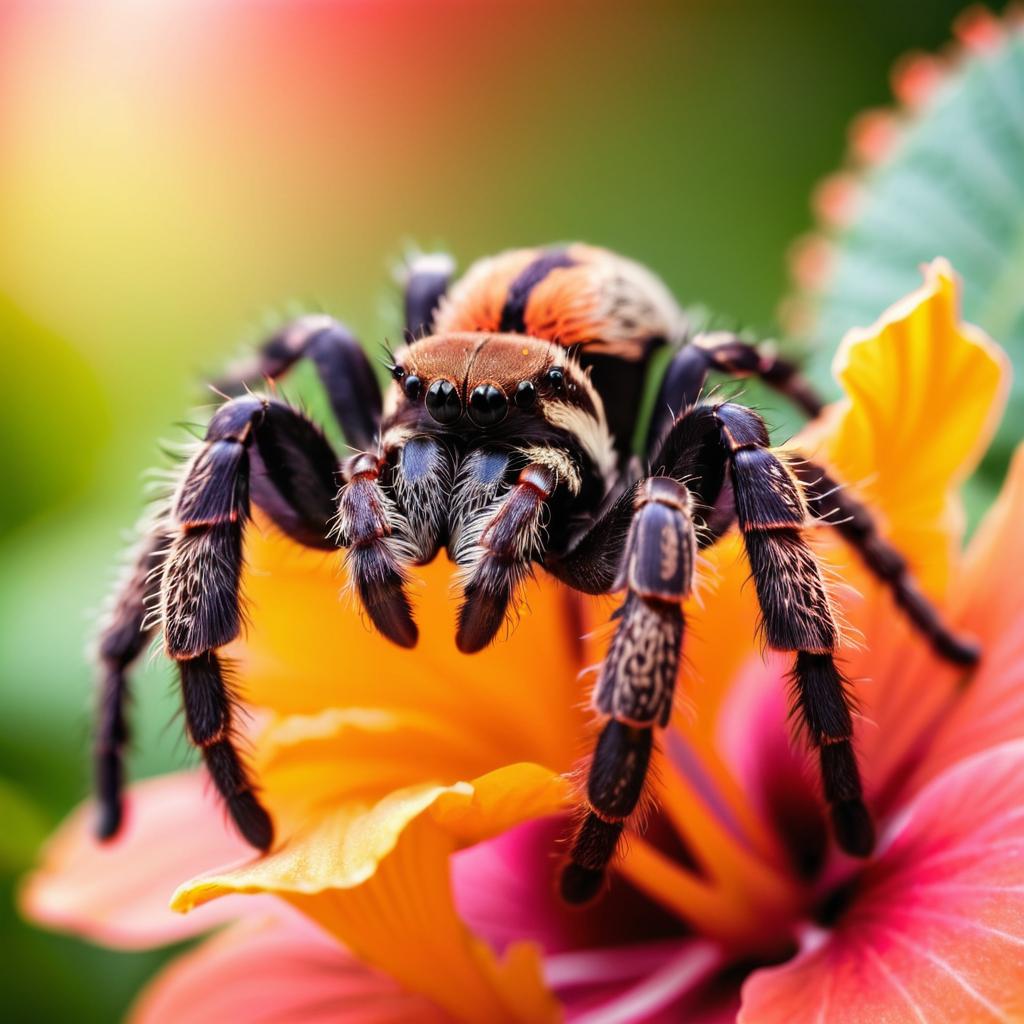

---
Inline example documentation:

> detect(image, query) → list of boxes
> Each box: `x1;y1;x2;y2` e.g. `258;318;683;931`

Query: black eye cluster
426;379;462;424
392;363;565;427
391;365;423;401
514;380;536;409
517;367;564;409
545;367;564;389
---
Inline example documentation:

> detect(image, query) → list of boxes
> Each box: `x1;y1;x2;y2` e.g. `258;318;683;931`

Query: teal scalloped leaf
795;25;1024;511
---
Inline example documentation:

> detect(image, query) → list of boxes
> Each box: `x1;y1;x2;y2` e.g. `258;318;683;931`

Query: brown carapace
94;244;978;904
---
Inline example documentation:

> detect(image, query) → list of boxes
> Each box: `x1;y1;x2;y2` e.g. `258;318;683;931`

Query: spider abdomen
433;244;687;358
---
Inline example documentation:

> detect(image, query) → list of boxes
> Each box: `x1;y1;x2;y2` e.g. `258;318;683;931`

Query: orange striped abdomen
433;244;687;361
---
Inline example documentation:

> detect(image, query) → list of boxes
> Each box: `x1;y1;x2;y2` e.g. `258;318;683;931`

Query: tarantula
95;244;978;903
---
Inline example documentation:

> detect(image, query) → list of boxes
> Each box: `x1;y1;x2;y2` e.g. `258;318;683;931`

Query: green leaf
792;21;1024;508
0;778;51;874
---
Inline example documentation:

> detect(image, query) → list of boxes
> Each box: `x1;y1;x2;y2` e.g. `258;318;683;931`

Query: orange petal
227;521;585;775
131;912;446;1024
680;535;761;724
912;446;1024;788
253;705;517;832
172;764;569;1024
19;772;273;950
740;740;1024;1022
955;443;1024;653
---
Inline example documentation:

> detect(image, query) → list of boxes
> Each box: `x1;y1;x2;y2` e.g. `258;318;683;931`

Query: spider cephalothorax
354;330;616;653
95;243;978;903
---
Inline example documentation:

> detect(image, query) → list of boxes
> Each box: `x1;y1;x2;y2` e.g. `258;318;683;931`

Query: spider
95;243;978;904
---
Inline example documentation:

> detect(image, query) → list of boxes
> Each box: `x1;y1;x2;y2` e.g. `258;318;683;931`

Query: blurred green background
0;1;1010;1019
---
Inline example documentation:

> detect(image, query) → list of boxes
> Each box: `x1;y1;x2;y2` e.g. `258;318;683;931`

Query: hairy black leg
553;404;739;597
334;451;418;648
216;315;382;451
162;395;341;849
250;401;343;550
650;403;729;503
454;461;558;654
794;459;979;667
94;520;173;839
561;477;696;903
163;396;270;848
546;483;639;594
642;401;736;546
553;400;748;596
647;333;824;449
714;402;874;857
402;252;454;339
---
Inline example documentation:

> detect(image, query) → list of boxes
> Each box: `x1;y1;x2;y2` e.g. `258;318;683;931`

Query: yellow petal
172;764;570;1024
172;763;567;903
812;258;1009;595
790;261;1010;793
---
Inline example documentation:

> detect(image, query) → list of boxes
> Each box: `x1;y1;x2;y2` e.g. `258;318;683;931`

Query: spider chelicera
94;244;978;903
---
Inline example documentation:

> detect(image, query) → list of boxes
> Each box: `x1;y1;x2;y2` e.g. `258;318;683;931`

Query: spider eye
545;367;565;390
403;374;422;400
514;380;537;409
425;379;462;424
469;384;508;426
391;365;405;381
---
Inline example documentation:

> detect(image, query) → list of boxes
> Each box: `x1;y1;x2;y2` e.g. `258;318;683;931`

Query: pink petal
131;910;446;1024
739;741;1024;1023
553;941;726;1024
451;817;577;955
20;772;272;949
714;655;827;875
454;819;724;1022
452;817;682;958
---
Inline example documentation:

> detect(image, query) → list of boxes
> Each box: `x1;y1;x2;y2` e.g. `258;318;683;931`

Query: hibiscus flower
22;261;1023;1022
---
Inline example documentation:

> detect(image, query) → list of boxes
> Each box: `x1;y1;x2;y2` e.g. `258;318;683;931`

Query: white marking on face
543;399;616;488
